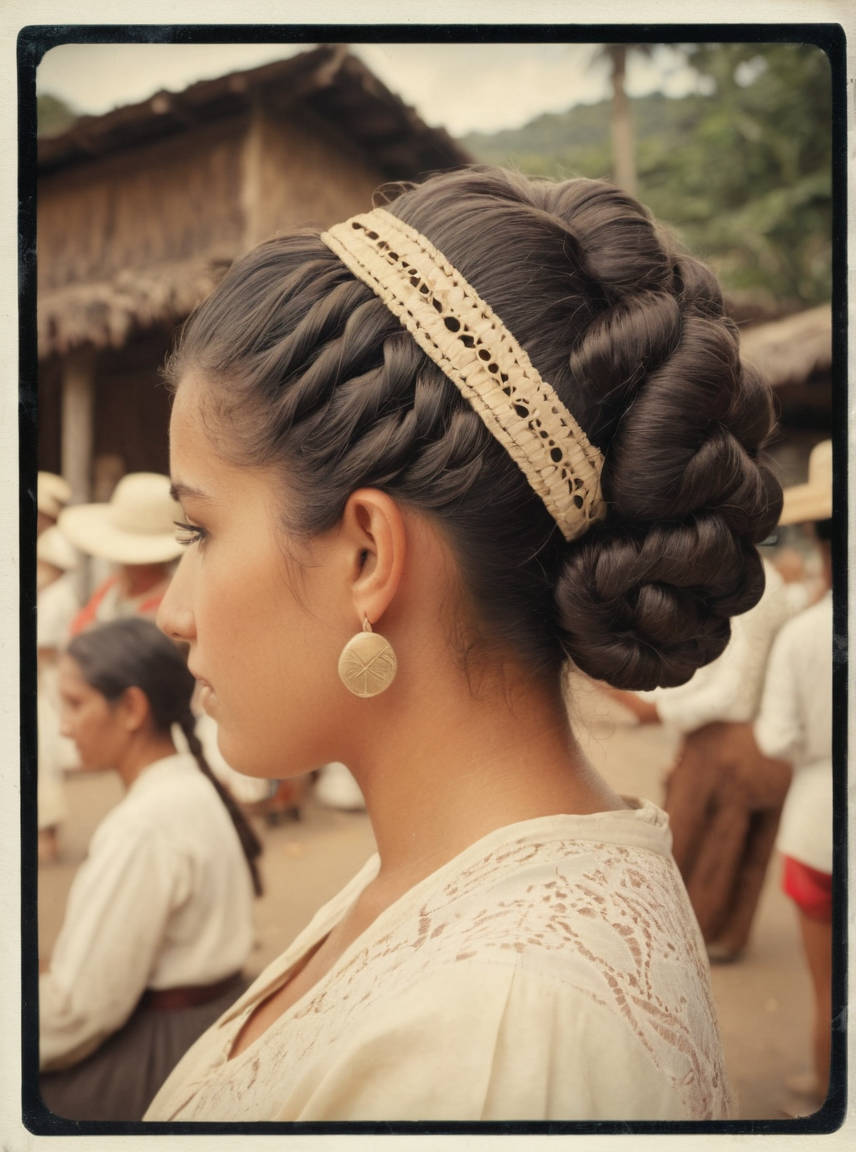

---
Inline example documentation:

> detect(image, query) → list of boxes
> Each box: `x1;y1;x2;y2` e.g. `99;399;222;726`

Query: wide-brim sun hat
38;472;72;521
58;472;185;565
37;525;79;572
778;439;832;526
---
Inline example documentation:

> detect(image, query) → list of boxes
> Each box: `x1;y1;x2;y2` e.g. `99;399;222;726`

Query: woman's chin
215;736;280;781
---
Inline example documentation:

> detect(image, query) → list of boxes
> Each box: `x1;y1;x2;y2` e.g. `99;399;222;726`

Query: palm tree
606;45;637;195
592;43;660;196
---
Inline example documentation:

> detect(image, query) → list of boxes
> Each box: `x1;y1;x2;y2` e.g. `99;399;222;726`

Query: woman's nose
156;558;196;643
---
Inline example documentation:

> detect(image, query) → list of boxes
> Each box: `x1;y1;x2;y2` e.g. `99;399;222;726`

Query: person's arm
40;818;186;1070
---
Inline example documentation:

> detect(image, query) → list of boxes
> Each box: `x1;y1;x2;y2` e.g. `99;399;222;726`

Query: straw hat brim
59;503;184;564
778;482;832;527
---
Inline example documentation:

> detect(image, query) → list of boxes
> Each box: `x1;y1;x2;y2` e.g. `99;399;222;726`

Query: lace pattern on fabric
159;819;730;1121
321;209;607;542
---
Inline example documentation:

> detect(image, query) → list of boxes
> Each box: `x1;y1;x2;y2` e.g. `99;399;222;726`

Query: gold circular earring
338;616;397;698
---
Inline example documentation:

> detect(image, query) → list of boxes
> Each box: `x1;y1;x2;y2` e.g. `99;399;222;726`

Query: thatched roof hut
740;304;832;393
739;303;833;489
36;45;471;508
38;44;470;361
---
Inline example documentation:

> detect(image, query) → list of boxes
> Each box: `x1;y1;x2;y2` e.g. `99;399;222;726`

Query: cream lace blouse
145;799;731;1122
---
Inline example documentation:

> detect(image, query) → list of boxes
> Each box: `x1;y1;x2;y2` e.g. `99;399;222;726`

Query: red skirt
782;855;832;922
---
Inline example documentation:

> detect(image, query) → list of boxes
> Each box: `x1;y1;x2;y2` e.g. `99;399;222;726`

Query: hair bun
550;227;782;689
555;514;769;689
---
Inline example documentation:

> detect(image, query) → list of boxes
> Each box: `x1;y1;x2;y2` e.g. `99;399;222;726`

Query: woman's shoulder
320;803;701;1013
421;805;692;957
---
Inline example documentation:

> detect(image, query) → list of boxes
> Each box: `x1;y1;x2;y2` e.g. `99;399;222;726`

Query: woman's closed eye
174;520;207;548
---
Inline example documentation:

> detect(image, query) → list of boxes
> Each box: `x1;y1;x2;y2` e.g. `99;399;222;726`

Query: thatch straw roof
740;304;832;389
37;257;232;357
39;44;471;179
38;45;472;359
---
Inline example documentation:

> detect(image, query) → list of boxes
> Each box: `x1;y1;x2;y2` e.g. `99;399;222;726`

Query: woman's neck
347;657;624;894
116;731;179;791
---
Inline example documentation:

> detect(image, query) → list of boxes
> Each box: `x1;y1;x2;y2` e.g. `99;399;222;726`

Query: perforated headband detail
321;208;606;542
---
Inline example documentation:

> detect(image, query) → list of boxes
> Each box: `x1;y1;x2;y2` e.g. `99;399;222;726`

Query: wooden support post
60;346;96;601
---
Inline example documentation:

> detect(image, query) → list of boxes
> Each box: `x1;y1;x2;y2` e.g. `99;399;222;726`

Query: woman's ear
340;488;406;627
118;685;152;734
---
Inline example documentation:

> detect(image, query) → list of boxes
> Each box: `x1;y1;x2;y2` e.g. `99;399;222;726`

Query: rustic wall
38;330;173;480
38;118;246;294
243;104;386;247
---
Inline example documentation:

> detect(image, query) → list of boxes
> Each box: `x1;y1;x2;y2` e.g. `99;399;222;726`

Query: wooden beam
60;345;96;600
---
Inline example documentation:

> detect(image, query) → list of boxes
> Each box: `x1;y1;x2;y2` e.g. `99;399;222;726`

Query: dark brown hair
68;618;263;895
165;166;781;690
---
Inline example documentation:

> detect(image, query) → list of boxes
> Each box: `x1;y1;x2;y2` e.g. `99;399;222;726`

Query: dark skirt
39;973;247;1122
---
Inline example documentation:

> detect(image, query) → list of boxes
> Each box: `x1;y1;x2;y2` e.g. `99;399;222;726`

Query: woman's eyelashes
173;519;207;548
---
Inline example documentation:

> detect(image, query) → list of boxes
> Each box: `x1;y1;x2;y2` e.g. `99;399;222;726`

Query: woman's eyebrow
170;481;213;503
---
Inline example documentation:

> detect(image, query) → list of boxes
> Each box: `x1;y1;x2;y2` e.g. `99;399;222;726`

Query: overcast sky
36;40;707;137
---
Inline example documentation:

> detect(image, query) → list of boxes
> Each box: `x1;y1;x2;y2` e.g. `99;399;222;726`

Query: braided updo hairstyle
167;166;781;691
67;618;263;894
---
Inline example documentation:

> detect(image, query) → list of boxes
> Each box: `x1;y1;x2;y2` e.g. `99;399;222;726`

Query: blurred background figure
36;524;81;862
753;442;833;1113
770;546;813;615
58;472;183;633
314;762;366;812
39;618;263;1121
37;471;72;538
602;557;794;962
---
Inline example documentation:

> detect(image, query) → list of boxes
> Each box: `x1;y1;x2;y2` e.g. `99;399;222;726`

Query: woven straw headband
321;208;606;542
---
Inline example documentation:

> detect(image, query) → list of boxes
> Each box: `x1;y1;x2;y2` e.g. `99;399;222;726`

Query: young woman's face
157;375;352;779
57;655;128;772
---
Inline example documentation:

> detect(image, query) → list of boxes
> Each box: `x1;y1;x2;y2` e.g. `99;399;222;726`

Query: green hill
459;46;832;315
461;91;709;185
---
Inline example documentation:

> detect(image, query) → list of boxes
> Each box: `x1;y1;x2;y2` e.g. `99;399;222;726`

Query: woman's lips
191;672;217;715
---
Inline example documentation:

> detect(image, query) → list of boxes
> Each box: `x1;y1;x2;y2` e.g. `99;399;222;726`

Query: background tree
595;43;657;197
37;92;78;137
463;42;832;313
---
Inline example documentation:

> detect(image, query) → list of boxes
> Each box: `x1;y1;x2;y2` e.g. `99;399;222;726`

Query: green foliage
461;43;832;310
37;92;78;137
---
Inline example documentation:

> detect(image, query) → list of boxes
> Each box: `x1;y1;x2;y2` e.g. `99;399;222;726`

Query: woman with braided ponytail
39;617;260;1120
148;166;781;1122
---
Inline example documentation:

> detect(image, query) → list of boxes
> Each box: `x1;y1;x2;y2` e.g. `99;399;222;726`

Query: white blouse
40;754;255;1071
146;800;731;1122
754;593;833;872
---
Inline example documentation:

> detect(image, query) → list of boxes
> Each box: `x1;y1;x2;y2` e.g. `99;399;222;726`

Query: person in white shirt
36;525;81;862
39;618;263;1121
148;167;782;1120
754;491;833;1110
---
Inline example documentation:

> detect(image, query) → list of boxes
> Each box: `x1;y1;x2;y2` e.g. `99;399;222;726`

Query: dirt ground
37;685;836;1123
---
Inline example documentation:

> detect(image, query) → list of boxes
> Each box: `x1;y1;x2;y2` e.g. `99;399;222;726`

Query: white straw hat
37;525;79;572
38;472;72;520
58;472;184;564
778;439;832;526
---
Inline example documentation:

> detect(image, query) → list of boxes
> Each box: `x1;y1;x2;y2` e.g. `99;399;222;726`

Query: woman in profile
147;166;780;1121
39;618;263;1121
